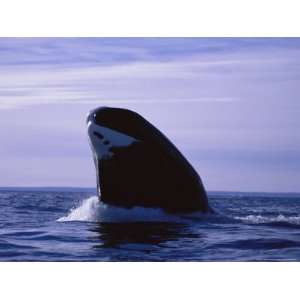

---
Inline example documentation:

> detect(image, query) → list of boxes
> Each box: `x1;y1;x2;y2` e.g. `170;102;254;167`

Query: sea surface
1;189;300;261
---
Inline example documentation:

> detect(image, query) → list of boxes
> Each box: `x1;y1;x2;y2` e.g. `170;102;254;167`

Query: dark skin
91;107;212;214
97;139;211;214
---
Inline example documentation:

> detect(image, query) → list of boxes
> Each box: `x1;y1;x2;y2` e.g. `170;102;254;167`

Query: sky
0;38;299;192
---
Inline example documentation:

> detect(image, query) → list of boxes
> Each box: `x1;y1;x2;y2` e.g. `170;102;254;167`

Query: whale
87;107;212;214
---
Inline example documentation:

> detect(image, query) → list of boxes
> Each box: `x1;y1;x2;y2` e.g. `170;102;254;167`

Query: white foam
57;196;100;222
57;196;206;223
234;214;300;225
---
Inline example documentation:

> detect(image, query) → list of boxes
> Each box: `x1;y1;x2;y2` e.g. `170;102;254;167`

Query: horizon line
0;186;299;195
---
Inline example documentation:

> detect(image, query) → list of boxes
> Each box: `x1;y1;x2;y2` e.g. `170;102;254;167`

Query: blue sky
0;38;299;192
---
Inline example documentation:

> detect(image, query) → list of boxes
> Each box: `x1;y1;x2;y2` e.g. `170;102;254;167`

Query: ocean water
0;189;300;261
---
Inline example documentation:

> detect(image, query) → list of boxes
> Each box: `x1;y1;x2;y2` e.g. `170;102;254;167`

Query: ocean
0;188;300;261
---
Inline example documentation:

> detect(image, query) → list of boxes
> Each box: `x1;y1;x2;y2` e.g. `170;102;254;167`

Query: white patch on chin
87;121;137;159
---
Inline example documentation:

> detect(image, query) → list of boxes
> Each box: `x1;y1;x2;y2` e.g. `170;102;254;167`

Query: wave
57;196;300;228
234;214;300;225
57;196;208;223
58;196;100;222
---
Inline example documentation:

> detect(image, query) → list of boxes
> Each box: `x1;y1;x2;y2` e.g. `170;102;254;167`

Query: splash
57;196;100;222
234;214;300;225
57;196;205;223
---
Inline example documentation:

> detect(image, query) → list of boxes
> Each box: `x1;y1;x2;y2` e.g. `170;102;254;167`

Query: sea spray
57;196;201;223
58;196;100;222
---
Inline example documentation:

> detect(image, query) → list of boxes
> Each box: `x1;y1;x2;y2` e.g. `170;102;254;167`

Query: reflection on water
90;222;202;248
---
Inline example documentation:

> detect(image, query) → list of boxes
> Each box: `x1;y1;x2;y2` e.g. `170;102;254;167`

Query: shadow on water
89;222;202;248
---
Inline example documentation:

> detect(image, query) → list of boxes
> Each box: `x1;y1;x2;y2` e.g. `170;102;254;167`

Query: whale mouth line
93;131;104;140
93;131;111;147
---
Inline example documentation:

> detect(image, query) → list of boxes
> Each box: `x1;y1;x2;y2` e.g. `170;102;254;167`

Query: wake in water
57;196;206;223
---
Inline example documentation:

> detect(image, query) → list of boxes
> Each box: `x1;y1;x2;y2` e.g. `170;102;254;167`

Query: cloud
0;38;300;110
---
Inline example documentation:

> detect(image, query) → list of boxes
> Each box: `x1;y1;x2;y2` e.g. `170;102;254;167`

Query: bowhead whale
87;107;212;214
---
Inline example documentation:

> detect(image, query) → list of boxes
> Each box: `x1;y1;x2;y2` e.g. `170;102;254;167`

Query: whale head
87;107;140;160
87;106;211;213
